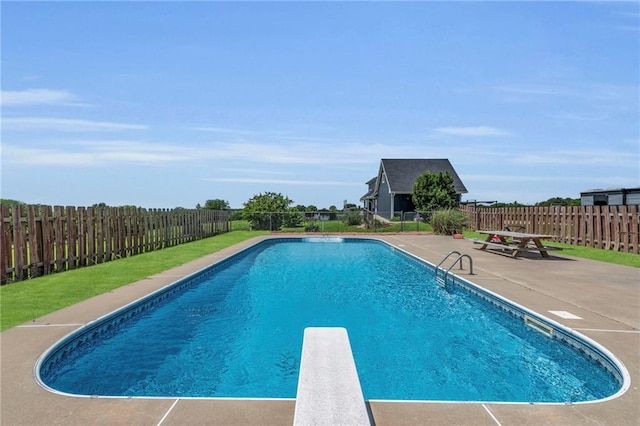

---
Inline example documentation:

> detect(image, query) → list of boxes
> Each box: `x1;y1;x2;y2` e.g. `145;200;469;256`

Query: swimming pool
37;237;628;403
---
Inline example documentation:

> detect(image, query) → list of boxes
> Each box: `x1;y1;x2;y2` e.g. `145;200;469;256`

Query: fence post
77;207;86;267
26;205;40;278
66;207;77;269
0;205;11;284
12;205;26;281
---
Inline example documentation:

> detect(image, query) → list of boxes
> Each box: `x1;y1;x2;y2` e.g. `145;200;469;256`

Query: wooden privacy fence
459;205;639;254
0;205;230;284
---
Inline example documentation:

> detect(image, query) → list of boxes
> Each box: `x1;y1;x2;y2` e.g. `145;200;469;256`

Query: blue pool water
39;238;624;402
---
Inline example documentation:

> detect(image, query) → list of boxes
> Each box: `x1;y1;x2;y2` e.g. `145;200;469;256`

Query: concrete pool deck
1;234;639;425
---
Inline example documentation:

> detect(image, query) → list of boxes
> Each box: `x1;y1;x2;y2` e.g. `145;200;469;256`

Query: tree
343;203;358;211
412;171;457;212
283;207;303;228
242;192;293;230
536;197;580;207
0;199;25;207
489;201;528;208
203;199;230;210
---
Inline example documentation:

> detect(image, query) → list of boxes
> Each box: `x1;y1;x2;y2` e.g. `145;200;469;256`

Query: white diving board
293;327;371;426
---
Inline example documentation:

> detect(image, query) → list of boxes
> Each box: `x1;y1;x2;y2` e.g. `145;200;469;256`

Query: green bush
283;210;303;227
230;210;244;221
343;211;363;226
304;223;320;232
367;219;386;230
242;192;293;230
430;209;469;235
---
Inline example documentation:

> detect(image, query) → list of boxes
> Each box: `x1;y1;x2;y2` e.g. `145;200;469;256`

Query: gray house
361;158;468;219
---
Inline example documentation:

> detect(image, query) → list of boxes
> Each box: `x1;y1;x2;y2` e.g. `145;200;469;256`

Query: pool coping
2;234;639;425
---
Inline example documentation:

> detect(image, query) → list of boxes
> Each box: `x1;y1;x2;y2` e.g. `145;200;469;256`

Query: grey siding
581;195;594;206
377;178;392;219
625;191;640;206
609;193;625;205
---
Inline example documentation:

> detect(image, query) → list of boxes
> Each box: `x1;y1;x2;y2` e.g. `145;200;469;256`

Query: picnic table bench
474;230;562;258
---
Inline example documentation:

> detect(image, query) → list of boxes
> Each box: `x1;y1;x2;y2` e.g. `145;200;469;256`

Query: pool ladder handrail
435;251;474;289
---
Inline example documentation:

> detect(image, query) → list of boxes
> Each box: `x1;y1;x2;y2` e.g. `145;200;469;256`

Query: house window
593;195;608;206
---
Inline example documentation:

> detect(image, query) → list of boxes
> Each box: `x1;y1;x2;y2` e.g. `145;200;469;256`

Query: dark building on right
580;187;640;206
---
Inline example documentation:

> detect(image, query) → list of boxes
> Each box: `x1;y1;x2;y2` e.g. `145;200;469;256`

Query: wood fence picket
460;205;639;254
0;205;230;284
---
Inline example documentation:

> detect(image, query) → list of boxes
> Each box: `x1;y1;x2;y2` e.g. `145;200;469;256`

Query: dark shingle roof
380;159;468;194
360;177;378;200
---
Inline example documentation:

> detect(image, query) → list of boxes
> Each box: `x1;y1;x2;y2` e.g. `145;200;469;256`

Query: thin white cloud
20;76;42;82
552;112;606;121
494;83;638;104
206;177;360;186
612;25;640;32
0;136;613;179
1;89;86;106
2;141;186;166
217;167;293;175
1;146;90;166
494;84;569;98
2;133;415;170
197;142;381;165
610;7;640;31
2;139;380;168
88;141;189;163
462;174;595;184
2;117;148;132
190;126;350;144
511;148;639;168
464;174;639;204
434;126;511;137
9;134;633;175
190;126;263;135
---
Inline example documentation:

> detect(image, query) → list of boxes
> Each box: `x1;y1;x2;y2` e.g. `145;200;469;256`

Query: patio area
1;234;639;425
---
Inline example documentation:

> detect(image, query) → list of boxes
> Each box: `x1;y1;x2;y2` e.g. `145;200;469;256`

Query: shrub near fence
459;205;639;254
0;205;230;284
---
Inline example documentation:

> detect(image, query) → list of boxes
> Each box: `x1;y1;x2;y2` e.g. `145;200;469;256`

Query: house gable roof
378;159;468;194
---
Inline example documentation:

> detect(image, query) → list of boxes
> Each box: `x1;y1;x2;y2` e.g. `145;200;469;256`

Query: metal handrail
435;251;473;290
445;254;473;276
435;250;462;271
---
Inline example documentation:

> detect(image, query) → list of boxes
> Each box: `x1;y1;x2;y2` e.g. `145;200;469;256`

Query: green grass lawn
280;219;433;233
462;231;640;268
0;230;267;331
2;228;637;332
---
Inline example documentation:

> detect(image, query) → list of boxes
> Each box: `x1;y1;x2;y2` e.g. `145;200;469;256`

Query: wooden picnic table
474;230;561;258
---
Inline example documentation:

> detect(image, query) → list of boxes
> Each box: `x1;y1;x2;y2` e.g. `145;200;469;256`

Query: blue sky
2;1;638;209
